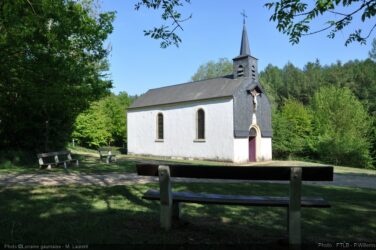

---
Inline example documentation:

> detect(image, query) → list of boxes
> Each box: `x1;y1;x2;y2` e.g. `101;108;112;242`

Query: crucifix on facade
250;89;260;112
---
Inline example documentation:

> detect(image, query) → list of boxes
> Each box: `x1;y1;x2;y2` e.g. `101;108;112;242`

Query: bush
273;99;313;159
311;86;372;168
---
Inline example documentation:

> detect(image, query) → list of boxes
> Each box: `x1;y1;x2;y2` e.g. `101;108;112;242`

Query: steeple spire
240;23;251;56
232;17;258;80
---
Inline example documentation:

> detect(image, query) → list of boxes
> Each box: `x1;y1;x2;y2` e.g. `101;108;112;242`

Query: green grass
0;183;374;245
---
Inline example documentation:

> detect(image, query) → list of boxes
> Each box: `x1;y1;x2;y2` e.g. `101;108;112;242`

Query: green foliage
191;58;233;81
265;0;376;45
311;86;372;168
273;99;313;158
72;93;133;148
0;0;115;152
259;64;280;108
72;101;112;148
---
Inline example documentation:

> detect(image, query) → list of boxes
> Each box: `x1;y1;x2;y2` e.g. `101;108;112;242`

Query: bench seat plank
143;189;330;208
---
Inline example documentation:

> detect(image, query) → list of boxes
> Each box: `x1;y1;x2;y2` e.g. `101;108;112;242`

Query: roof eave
128;95;235;111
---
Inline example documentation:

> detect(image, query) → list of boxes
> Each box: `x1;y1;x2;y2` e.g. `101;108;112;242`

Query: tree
72;101;112;148
72;92;133;148
265;0;376;46
259;64;281;107
311;86;372;168
273;99;313;158
281;62;309;104
370;38;376;60
191;58;233;81
0;0;115;152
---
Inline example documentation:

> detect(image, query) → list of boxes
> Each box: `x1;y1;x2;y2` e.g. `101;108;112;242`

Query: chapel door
249;128;257;162
248;136;256;162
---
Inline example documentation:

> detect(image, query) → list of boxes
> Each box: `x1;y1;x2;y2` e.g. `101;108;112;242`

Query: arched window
237;65;244;77
157;113;164;140
197;109;205;139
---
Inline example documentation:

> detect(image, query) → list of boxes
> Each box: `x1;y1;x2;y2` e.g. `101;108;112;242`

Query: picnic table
98;147;117;163
37;151;79;169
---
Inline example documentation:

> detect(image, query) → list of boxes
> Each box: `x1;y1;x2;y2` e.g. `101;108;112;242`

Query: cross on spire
241;10;247;25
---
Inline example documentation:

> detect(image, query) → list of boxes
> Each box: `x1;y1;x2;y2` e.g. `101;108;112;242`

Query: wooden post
289;167;302;246
159;165;173;230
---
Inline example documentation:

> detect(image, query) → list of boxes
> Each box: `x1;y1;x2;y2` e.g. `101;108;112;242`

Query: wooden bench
137;164;333;246
37;151;79;169
98;147;117;163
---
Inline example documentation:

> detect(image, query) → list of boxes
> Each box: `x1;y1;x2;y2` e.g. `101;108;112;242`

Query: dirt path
0;172;375;189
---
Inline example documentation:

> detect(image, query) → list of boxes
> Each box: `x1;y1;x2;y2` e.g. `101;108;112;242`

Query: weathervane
241;10;247;24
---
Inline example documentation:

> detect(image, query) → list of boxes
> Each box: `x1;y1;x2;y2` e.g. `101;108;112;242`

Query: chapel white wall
127;98;235;161
259;137;272;161
233;138;248;163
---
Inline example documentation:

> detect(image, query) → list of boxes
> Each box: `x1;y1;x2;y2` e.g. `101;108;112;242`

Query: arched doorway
249;127;257;162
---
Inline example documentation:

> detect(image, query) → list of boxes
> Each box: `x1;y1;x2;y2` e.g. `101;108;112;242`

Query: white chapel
127;23;272;163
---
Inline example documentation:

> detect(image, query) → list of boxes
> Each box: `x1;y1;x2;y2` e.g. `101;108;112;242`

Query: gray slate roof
129;75;248;109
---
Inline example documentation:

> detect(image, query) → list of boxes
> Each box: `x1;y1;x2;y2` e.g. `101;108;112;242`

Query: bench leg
159;165;173;230
106;156;110;164
47;164;51;170
289;167;302;246
63;162;67;169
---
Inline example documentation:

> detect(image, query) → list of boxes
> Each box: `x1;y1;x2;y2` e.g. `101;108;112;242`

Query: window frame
196;108;205;141
156;113;164;141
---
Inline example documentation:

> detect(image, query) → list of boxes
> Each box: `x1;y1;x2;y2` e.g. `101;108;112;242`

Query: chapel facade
127;23;272;163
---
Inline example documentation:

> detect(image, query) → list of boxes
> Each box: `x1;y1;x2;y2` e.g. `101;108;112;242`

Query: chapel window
197;109;205;139
157;113;164;140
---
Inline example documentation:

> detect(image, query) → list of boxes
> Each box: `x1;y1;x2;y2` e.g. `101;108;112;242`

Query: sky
101;1;375;96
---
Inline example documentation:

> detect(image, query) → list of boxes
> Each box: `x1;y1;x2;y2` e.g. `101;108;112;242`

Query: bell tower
233;20;258;81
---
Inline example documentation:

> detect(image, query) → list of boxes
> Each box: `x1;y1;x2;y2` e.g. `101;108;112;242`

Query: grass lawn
0;183;375;246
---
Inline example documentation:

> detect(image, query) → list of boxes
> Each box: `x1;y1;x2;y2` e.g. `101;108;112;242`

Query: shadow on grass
0;183;375;245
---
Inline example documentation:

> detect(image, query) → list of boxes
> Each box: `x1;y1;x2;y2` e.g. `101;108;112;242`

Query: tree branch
167;10;184;31
302;1;369;36
364;23;376;39
26;0;37;14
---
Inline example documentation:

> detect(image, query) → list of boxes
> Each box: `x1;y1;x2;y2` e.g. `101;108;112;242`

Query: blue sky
101;1;374;96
